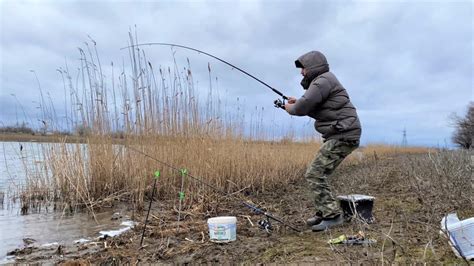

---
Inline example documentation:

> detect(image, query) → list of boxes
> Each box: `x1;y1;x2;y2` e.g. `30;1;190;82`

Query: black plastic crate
337;194;375;223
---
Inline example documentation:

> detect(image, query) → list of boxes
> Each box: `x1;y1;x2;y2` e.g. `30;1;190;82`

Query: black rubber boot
311;214;344;232
306;216;322;226
306;212;323;226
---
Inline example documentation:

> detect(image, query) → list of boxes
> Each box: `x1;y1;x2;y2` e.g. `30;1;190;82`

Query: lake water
0;141;130;262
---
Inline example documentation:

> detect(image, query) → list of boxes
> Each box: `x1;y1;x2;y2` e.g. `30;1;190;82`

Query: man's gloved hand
287;96;297;104
284;96;297;113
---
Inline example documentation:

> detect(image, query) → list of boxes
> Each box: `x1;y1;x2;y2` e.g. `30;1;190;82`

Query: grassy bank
17;132;431;214
12;150;473;264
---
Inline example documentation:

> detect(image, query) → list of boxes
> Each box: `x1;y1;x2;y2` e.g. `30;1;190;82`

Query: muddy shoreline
6;152;473;264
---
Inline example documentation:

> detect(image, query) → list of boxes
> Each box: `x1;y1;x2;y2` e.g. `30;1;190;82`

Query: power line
401;127;408;147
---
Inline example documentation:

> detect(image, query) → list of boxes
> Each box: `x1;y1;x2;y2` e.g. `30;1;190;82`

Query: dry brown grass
13;148;472;264
333;148;473;264
19;135;437;214
30;136;320;210
360;144;429;156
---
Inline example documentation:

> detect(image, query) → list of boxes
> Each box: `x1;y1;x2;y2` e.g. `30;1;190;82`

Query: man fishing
284;51;362;232
129;43;361;232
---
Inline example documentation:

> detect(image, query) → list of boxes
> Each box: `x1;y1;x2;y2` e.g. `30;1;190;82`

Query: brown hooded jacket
287;51;361;141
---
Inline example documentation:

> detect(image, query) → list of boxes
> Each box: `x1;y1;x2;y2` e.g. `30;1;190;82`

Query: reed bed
17;33;314;211
38;137;318;210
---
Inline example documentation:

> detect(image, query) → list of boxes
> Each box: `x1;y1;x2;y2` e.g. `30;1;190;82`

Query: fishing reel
274;98;286;109
258;216;273;234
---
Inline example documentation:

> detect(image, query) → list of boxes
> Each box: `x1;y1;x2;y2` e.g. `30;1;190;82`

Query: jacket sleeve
287;77;331;116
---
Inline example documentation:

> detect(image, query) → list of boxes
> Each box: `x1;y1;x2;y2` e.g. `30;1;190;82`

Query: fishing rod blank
121;42;288;101
177;168;187;232
140;170;160;247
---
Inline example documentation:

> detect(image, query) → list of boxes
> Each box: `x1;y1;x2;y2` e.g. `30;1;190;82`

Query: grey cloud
0;0;472;146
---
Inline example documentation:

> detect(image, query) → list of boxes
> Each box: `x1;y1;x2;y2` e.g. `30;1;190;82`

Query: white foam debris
99;220;135;238
74;238;91;244
120;221;136;227
99;227;131;238
40;242;59;247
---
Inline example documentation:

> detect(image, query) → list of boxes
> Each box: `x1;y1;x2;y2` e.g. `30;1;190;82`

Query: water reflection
0;142;129;260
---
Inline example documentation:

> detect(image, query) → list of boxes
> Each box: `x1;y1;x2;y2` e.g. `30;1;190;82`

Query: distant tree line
0;123;126;139
0;123;35;134
0;122;71;136
451;102;473;149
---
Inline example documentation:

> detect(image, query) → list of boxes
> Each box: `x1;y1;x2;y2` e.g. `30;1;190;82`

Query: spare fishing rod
126;145;301;233
121;42;288;109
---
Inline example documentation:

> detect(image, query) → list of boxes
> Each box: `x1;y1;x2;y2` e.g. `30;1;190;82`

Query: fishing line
126;145;301;232
121;42;288;101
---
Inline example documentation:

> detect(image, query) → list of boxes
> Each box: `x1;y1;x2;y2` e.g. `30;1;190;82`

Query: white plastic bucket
207;216;237;243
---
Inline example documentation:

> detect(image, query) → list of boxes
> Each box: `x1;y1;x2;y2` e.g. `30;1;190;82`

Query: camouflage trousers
305;139;359;218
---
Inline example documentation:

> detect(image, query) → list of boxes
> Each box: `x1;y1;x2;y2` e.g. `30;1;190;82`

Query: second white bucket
207;216;237;243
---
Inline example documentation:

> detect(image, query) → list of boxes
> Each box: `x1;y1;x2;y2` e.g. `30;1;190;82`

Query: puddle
0;203;132;261
0;142;133;261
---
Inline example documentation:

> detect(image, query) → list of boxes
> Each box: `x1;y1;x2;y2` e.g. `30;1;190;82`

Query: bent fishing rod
121;42;288;109
126;145;301;233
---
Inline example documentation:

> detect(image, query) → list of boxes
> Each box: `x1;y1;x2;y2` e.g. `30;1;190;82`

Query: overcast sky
0;0;472;146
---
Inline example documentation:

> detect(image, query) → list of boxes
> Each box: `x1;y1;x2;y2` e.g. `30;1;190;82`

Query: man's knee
304;164;325;179
306;176;330;192
304;171;316;180
304;171;326;186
